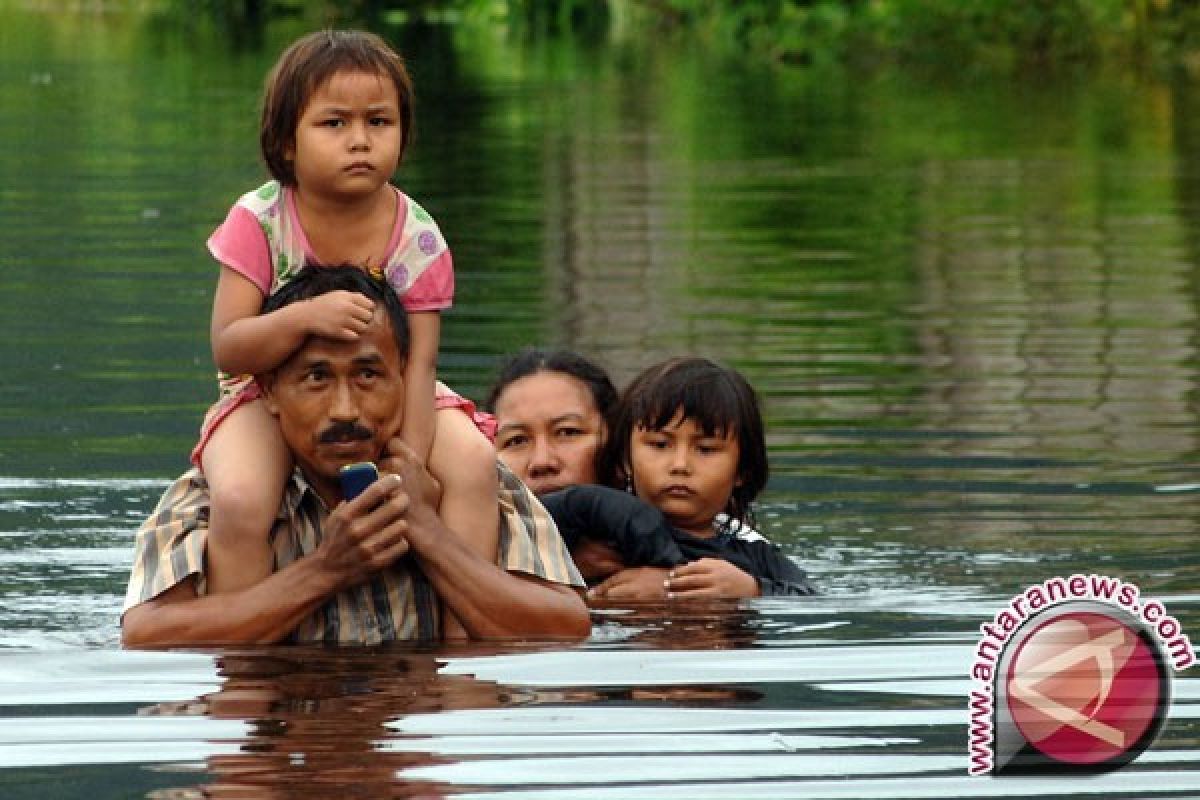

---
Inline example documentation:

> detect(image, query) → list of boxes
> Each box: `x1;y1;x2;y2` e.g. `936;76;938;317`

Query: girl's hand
664;558;760;599
587;566;670;603
303;291;376;340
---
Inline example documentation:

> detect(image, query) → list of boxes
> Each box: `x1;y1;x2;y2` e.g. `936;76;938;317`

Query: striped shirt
123;460;584;645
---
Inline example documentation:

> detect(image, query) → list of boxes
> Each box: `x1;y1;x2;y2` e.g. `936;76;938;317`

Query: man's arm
121;477;412;647
383;443;592;640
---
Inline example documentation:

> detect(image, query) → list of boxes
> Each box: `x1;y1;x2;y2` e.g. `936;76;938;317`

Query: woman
487;349;617;496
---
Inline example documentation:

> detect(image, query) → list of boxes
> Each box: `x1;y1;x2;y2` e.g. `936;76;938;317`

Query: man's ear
258;376;281;417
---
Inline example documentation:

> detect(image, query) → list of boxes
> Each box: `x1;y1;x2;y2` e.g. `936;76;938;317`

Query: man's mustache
317;421;374;444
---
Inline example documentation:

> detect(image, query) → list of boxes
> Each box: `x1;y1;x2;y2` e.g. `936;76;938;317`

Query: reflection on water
1;3;1199;798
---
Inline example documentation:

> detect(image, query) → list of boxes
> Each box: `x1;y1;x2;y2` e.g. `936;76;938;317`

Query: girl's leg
200;398;293;593
427;407;500;640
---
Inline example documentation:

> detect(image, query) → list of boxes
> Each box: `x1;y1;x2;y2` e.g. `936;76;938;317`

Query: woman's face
493;371;606;496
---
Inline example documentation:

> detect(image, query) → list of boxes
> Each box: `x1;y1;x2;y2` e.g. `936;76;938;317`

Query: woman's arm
210;267;376;376
542;485;687;567
398;311;440;461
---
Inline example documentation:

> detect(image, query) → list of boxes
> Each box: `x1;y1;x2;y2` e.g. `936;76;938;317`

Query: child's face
287;69;403;199
628;411;740;538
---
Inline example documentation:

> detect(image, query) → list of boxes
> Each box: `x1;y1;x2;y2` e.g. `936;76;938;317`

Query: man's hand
571;539;627;582
378;439;442;539
319;473;411;589
664;558;760;599
588;566;671;603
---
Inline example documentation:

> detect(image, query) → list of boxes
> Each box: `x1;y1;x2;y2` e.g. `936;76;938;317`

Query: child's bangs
633;370;741;439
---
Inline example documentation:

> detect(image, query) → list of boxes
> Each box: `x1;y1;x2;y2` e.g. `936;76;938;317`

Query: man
122;266;590;646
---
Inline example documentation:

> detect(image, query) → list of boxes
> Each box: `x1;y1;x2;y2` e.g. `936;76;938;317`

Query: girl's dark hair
598;357;768;526
260;29;415;186
486;348;617;418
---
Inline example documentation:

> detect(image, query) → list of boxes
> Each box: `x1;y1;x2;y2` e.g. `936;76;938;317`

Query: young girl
194;30;497;636
543;357;814;600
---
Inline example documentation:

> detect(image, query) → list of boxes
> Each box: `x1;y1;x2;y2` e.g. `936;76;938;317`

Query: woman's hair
260;29;415;186
486;348;617;419
598;357;768;526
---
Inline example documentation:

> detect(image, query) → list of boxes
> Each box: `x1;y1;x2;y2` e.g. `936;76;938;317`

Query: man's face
261;309;404;505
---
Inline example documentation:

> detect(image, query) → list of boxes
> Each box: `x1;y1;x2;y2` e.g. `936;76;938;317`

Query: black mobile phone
339;462;379;500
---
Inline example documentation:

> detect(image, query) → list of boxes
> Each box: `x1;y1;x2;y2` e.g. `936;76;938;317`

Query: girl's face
493;371;607;496
628;410;741;538
288;69;403;200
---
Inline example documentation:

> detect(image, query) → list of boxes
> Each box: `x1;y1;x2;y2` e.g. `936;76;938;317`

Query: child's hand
587;566;671;603
303;291;376;340
665;558;760;599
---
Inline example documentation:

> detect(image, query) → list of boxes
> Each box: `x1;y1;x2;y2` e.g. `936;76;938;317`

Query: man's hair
262;266;409;358
485;348;617;418
260;29;415;186
597;357;768;526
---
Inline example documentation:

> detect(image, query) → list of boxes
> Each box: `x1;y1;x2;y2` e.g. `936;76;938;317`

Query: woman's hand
664;558;759;599
588;566;670;603
571;539;627;582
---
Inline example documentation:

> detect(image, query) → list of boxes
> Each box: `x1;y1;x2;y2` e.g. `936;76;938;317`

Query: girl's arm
399;311;440;461
210;266;376;376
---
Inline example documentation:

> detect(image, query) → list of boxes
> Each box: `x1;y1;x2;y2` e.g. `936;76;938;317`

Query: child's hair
260;29;415;186
598;357;768;526
485;348;618;419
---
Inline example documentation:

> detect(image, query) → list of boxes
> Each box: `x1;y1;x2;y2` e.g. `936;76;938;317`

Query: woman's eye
370;116;393;127
556;427;584;439
321;118;344;128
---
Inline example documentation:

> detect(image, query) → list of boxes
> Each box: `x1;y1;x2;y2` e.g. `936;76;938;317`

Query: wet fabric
542;484;815;597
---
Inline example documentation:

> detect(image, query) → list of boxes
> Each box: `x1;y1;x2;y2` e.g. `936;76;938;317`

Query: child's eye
497;434;528;450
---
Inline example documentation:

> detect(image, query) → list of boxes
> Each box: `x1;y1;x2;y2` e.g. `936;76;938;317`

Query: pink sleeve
402;250;454;312
206;205;272;295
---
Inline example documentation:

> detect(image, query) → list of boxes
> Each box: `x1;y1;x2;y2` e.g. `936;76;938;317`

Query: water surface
0;5;1197;797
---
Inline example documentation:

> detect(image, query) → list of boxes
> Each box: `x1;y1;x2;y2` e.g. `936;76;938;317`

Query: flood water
1;4;1199;798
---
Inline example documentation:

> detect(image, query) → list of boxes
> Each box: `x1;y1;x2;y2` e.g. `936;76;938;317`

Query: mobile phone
339;462;379;501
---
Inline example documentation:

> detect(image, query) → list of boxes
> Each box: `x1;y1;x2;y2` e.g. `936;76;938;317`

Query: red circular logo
1005;610;1165;767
